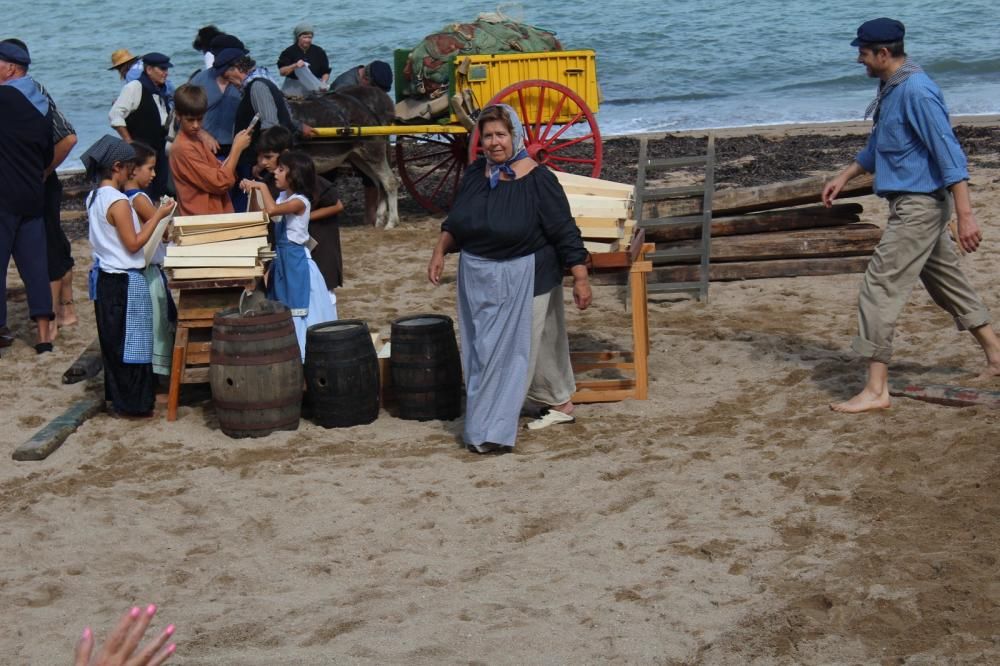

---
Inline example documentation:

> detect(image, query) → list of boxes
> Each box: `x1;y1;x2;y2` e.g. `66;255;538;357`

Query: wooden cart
311;49;604;213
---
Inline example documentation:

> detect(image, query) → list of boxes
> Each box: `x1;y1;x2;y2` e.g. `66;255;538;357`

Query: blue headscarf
484;103;529;189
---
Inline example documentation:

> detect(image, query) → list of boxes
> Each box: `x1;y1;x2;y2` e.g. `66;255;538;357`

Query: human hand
299;123;316;139
296;59;306;69
956;212;983;254
821;176;845;207
157;197;176;216
74;604;176;666
233;128;253;152
573;278;592;310
428;251;445;285
198;130;220;155
240;179;261;193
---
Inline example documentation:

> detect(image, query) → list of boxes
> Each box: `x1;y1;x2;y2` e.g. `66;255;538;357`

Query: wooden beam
643;173;874;218
650;256;871;282
653;225;882;264
62;338;103;384
644;203;862;242
889;383;1000;408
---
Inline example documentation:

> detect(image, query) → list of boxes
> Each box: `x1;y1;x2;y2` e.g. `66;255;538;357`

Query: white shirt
109;79;169;128
88;186;145;272
277;192;311;245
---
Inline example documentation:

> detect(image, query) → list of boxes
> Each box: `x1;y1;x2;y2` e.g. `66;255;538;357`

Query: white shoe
525;409;575;430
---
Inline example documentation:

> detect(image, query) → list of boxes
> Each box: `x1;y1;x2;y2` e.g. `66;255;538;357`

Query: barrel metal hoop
214;394;303;411
219;415;301;432
210;345;302;366
213;325;296;342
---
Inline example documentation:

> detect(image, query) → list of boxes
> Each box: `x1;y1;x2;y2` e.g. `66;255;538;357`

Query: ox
288;86;399;229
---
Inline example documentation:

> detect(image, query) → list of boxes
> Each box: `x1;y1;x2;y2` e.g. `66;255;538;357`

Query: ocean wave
603;92;730;106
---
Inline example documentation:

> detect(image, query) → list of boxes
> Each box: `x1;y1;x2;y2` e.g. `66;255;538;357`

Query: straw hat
108;48;138;70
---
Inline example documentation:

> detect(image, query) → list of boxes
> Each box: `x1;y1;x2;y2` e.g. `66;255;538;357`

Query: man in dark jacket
0;42;55;352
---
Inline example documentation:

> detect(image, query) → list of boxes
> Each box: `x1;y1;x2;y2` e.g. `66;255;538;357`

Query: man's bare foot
57;300;79;327
965;363;1000;385
47;319;59;341
830;388;891;413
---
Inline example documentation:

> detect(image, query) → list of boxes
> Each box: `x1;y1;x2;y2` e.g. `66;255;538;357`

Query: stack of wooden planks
555;171;636;254
164;212;270;280
642;172;880;282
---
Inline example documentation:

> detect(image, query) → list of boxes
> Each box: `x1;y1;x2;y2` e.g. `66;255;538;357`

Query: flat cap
142;52;174;69
0;42;31;66
851;17;905;46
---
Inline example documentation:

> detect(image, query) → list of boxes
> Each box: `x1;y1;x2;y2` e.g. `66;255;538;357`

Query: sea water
7;0;999;170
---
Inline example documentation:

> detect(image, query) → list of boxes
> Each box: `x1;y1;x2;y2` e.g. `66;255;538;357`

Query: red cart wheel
469;79;602;177
395;133;470;214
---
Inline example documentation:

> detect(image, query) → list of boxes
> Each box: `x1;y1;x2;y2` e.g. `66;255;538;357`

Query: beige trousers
526;285;576;406
852;193;991;363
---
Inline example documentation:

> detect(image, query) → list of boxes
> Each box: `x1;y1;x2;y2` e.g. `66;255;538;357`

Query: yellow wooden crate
457;50;599;124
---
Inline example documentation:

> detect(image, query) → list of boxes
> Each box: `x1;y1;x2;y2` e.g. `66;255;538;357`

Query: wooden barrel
209;303;303;438
304;320;380;427
390;314;462;421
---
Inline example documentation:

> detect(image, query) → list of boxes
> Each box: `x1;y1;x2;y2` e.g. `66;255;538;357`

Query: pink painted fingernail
130;607;140;618
166;644;177;655
146;604;157;616
82;627;92;640
165;624;175;636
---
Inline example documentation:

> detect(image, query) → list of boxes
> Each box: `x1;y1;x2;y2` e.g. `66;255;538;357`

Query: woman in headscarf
82;135;175;417
427;104;592;453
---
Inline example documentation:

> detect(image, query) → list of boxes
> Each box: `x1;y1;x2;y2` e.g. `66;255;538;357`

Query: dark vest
0;87;54;217
125;86;167;151
235;78;294;137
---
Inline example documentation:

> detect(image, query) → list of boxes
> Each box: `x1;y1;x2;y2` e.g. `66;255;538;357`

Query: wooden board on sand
889;383;1000;408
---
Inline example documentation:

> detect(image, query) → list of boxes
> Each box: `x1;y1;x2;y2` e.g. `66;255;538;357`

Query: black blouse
443;159;587;296
277;44;331;80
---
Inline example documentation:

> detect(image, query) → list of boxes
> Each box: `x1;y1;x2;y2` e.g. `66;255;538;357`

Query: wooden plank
62;338;103;384
12;395;106;461
566;194;631;219
164;256;259;268
644;203;863;242
574;216;627;228
172;225;269;245
643;173;874;219
583;239;620;253
174;211;267;227
574;379;636;391
166;238;269;257
572;387;638;403
169;278;257;290
169;267;263;280
653;225;882;264
889;383;1000;408
578;226;624;240
553;170;634;197
650;256;871;282
183;366;210;383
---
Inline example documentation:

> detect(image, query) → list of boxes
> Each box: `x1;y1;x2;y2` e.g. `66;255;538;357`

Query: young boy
253;126;345;303
169;83;252;215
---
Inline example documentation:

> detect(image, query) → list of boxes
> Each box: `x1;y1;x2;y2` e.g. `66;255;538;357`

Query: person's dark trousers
0;208;53;327
43;172;74;281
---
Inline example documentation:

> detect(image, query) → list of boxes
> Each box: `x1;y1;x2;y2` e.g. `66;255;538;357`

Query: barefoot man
823;17;1000;413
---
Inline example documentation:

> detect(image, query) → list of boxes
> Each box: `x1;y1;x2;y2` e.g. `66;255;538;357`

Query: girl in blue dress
241;151;336;360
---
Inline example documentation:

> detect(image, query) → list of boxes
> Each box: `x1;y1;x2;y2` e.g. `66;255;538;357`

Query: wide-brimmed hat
108;48;138;70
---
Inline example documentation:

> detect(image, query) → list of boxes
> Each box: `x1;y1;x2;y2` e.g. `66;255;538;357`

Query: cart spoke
430;160;458;200
543;133;595;154
405;148;455;162
538;91;568;143
412;154;457;186
547;154;598;165
509;89;530;143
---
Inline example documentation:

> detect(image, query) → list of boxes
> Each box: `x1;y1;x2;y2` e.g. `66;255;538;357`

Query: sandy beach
3;118;1000;664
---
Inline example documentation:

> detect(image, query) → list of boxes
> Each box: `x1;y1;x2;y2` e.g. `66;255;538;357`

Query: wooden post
167;327;188;422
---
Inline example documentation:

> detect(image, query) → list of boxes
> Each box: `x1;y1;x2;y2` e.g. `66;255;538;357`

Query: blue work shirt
856;72;968;196
189;68;241;145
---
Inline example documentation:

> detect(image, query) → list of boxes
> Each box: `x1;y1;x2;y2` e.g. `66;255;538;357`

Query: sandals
525;408;575;430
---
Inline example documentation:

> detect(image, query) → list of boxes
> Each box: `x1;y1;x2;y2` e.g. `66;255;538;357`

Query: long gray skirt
458;252;534;447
